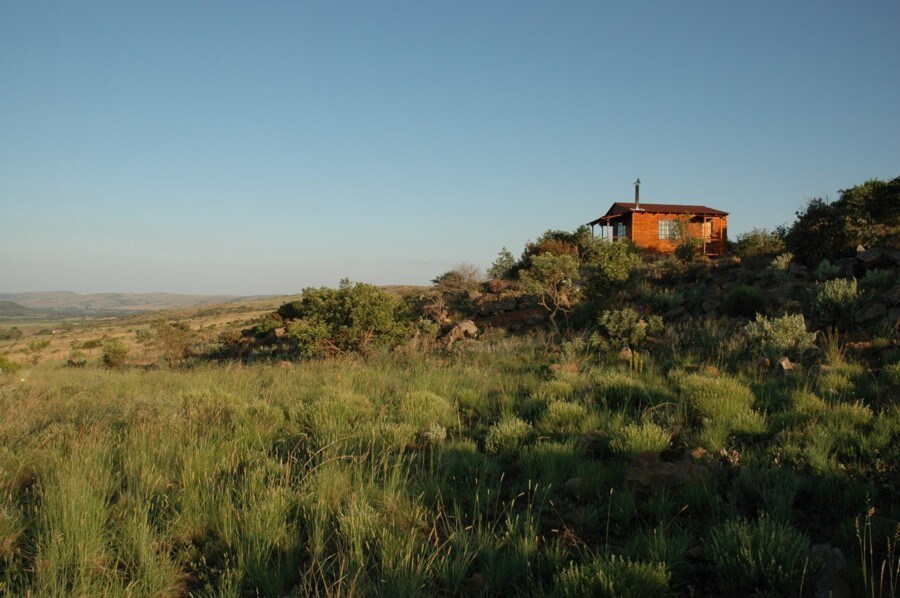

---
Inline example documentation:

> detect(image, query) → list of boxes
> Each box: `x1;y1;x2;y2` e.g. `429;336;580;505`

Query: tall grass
0;333;896;595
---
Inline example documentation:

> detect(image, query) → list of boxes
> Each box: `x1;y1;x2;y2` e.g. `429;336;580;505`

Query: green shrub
520;253;582;324
555;554;670;597
101;339;129;368
484;417;534;457
280;279;411;356
581;240;644;303
706;516;817;596
250;313;283;337
785;177;900;266
610;421;671;456
813;259;841;281
743;313;817;361
488;246;518;280
679;373;764;447
859;268;896;293
732;228;786;258
594;307;663;351
538;400;590;435
675;237;701;262
0;353;22;375
883;362;900;386
636;283;684;312
286;319;331;359
627;526;693;579
724;284;765;318
761;252;793;282
813;278;859;327
396;391;456;432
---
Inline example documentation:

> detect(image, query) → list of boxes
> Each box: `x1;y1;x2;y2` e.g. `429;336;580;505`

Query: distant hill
0;301;39;317
0;292;263;313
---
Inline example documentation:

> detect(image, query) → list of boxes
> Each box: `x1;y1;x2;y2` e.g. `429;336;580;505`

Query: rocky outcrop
441;320;479;347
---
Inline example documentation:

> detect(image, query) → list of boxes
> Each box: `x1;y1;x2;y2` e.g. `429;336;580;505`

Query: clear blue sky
2;1;898;295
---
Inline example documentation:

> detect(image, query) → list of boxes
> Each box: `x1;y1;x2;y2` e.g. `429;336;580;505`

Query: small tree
152;320;194;367
520;252;581;328
487;247;517;280
26;339;51;365
101;339;129;368
281;280;411;357
581;240;644;307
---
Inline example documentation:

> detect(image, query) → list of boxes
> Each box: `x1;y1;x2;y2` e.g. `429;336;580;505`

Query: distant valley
0;291;270;320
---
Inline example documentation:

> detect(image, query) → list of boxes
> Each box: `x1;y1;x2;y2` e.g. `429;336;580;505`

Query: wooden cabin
587;182;728;256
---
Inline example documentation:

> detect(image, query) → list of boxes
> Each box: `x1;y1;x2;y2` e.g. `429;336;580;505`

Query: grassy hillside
1;292;897;595
0;178;897;595
0;301;38;317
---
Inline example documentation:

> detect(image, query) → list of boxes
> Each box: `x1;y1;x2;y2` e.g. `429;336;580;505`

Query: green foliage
101;339;129;368
488;246;518;280
675;236;702;262
555;554;670;597
520;252;581;324
761;252;793;283
859;268;896;293
627;526;693;581
431;263;483;292
0;353;22;375
396;391;456;432
635;283;684;312
813;259;841;281
724;284;765;318
785;176;900;266
27;339;50;354
151;320;194;367
538;400;591;435
0;331;896;596
429;263;484;316
594;307;662;351
743;313;816;361
706;516;817;596
582;240;644;303
521;228;592;267
610;422;671;456
281;279;410;357
680;373;756;422
732;228;786;259
285;318;330;358
812;278;859;327
484;416;534;457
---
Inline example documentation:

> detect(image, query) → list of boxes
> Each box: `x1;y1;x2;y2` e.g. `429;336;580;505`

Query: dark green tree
785;176;900;266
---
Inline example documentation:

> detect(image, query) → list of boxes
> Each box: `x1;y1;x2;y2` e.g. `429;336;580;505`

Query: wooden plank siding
630;212;728;255
587;202;729;256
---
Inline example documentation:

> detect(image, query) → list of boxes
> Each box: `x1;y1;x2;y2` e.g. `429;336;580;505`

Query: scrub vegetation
0;176;897;596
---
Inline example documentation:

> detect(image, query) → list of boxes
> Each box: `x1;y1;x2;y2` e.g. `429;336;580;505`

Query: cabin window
658;219;680;240
616;222;626;239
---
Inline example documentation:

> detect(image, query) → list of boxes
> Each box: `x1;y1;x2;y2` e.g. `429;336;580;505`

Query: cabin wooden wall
629;213;728;255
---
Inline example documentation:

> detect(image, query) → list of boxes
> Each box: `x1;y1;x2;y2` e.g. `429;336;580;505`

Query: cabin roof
587;202;729;225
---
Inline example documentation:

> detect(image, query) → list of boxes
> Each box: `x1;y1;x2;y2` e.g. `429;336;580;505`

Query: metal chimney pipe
634;178;641;210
